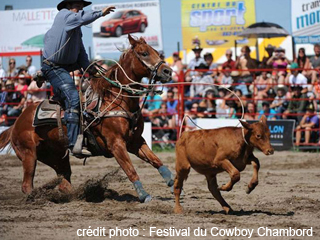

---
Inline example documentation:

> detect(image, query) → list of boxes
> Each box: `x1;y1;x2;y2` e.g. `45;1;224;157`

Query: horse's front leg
246;154;260;194
129;137;174;187
111;139;152;203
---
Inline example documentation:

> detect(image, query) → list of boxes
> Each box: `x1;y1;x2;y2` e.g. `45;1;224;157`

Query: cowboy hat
57;0;92;11
192;45;203;52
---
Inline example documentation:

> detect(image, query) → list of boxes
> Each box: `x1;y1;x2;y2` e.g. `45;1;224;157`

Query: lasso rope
80;58;247;143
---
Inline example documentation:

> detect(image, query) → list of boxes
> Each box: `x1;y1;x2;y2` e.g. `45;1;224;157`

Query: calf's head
240;115;274;155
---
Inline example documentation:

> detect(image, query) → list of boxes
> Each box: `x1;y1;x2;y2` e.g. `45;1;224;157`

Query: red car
100;10;148;37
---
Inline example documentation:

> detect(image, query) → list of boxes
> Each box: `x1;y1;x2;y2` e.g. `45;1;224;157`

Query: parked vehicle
100;10;148;37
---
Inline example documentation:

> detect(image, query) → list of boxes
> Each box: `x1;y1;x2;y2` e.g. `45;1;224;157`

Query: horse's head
128;34;172;83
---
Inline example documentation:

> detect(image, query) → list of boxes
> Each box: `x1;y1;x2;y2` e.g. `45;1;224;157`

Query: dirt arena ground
0;151;319;240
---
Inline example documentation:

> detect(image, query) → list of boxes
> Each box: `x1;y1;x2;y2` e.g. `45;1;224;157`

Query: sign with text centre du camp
291;0;320;44
181;0;256;49
92;0;163;55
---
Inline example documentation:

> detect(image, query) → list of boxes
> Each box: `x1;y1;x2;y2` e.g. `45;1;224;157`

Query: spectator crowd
1;43;319;148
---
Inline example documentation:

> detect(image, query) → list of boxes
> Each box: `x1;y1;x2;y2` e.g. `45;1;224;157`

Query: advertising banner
0;8;57;55
181;0;256;49
291;0;320;44
92;0;163;55
248;120;295;151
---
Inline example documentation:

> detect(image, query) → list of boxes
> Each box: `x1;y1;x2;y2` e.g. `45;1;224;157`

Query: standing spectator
258;102;276;120
0;58;5;83
267;47;291;85
222;49;235;69
26;55;37;76
244;101;256;120
6;58;17;78
261;44;275;69
295;103;319;146
288;62;308;94
235;46;258;96
185;45;206;82
270;87;288;119
170;52;183;82
283;86;308;123
294;47;311;77
309;43;320;84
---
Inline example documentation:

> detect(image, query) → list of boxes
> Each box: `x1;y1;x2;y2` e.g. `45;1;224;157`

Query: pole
255;38;259;61
234;40;237;58
292;36;296;60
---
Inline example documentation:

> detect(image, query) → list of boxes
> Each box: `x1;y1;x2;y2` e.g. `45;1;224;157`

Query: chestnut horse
0;35;173;203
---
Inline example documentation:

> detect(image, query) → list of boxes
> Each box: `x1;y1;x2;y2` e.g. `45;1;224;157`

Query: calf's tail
0;127;12;152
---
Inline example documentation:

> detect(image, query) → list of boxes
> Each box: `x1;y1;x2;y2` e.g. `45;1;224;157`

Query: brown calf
174;115;274;214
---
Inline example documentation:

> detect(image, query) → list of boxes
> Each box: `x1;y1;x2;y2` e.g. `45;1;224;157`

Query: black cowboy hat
192;45;203;52
57;0;92;11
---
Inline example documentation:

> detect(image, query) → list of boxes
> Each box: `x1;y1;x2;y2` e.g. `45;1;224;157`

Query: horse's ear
139;37;146;44
128;34;137;48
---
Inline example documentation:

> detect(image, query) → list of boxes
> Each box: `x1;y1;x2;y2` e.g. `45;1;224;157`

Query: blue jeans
41;63;80;147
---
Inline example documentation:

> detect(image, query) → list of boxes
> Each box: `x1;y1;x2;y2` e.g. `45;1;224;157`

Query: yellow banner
181;0;256;49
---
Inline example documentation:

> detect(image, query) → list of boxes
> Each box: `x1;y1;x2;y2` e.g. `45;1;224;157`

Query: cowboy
41;0;115;157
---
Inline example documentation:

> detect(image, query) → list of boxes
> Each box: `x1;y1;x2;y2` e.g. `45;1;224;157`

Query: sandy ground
0;151;319;240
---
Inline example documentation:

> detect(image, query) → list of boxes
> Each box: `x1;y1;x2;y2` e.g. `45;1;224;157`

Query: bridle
131;47;166;83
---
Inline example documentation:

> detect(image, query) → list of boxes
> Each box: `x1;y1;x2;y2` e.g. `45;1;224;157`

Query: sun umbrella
237;22;289;60
238;22;289;38
21;34;45;48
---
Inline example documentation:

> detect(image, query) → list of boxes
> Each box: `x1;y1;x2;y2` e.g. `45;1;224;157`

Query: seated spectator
170;52;183;82
261;44;275;69
203;52;218;78
244;101;256;120
142;91;162;121
217;65;233;89
270;86;288;119
26;77;47;107
258;101;276;120
0;80;25;125
94;55;109;70
166;90;178;120
267;47;291;85
188;63;212;101
6;58;17;78
216;88;236;119
26;55;37;76
295;103;319;146
294;47;311;77
287;62;308;94
283;86;308;122
254;70;272;103
151;103;176;147
222;49;235;69
15;75;28;96
235;46;258;96
184;102;199;131
309;43;320;85
234;89;247;117
199;89;216;118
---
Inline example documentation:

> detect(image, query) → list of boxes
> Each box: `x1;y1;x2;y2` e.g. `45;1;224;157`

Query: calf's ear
260;115;267;125
239;120;251;130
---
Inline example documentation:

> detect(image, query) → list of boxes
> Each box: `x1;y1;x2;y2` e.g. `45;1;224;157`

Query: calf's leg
218;159;240;191
246;155;260;194
206;174;232;214
174;149;190;214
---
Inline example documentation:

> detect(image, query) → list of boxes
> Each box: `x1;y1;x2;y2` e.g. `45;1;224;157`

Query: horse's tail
0;127;12;152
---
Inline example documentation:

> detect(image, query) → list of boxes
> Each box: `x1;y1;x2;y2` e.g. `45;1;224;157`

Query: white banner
92;0;163;55
291;0;320;44
0;8;57;53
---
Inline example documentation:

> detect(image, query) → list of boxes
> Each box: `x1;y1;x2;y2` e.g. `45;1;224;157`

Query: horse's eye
256;134;261;139
141;52;149;57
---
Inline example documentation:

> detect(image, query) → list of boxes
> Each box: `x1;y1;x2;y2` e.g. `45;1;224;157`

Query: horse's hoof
246;187;251;194
174;206;184;214
143;195;152;203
